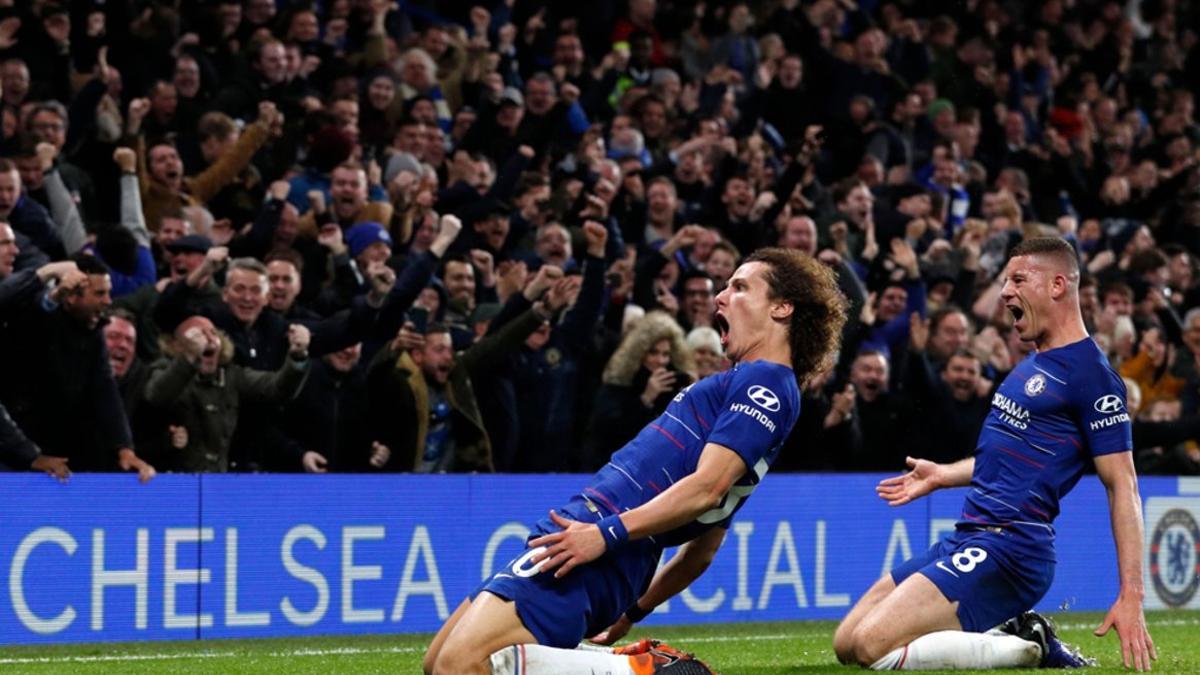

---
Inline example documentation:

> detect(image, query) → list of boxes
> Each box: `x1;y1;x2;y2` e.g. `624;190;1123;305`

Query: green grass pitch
0;611;1195;673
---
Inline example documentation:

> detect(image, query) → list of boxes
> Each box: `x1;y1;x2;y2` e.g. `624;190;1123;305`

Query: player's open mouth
1007;304;1024;323
714;312;730;347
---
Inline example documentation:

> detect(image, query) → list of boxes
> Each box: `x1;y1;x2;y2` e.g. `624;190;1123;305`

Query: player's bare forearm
1096;452;1145;599
635;527;726;612
877;456;974;506
1094;451;1157;671
621;473;729;538
937;457;975;488
622;443;745;540
529;445;745;581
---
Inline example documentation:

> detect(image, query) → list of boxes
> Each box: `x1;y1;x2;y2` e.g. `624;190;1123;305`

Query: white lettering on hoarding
680;584;724;613
280;525;328;627
341;526;385;624
757;521;807;609
225;528;269;627
5;513;1028;638
480;523;530;580
391;526;448;622
929;519;957;546
91;528;148;631
681;571;724;610
731;521;754;611
10;527;77;635
881;520;913;577
815;521;849;607
163;528;213;629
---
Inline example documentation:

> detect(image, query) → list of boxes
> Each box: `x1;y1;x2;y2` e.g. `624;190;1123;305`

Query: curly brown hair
743;248;848;385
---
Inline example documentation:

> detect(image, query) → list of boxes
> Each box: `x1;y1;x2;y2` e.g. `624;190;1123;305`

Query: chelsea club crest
1024;373;1046;397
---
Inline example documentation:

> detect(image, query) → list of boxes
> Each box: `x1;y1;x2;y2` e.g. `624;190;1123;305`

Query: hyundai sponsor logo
747;385;781;412
1093;395;1124;414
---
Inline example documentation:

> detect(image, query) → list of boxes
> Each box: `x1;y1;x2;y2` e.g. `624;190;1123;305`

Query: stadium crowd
1;0;1199;479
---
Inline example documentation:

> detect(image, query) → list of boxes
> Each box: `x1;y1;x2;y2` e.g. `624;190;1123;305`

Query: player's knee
833;641;856;665
851;639;888;668
849;622;895;667
832;620;857;664
430;648;474;675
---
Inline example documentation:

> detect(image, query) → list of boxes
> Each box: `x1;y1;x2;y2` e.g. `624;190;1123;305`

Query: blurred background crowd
1;0;1200;479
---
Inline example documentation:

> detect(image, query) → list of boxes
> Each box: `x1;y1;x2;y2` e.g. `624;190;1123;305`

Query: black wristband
624;603;651;624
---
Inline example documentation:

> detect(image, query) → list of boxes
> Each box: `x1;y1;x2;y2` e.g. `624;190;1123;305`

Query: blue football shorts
890;528;1055;632
472;510;661;648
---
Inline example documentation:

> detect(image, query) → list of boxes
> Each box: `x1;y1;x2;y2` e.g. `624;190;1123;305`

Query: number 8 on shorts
952;547;988;573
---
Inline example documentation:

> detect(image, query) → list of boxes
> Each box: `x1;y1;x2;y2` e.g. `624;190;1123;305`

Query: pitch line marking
0;645;424;665
3;618;1198;665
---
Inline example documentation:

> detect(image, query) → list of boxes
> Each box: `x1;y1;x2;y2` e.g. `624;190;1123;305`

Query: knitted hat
345;222;392;258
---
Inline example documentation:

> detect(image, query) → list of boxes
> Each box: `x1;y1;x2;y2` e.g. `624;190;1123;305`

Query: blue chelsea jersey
963;337;1132;560
570;360;800;548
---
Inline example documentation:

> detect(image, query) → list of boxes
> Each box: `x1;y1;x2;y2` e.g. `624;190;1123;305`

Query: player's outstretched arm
529;443;746;578
875;456;974;506
588;526;727;645
622;443;746;537
1093;451;1157;672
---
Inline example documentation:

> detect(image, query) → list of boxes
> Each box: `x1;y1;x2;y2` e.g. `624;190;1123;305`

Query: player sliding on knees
424;249;846;675
834;237;1157;671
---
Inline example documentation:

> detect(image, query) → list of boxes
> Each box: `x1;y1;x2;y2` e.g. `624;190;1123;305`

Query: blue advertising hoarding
0;473;1193;645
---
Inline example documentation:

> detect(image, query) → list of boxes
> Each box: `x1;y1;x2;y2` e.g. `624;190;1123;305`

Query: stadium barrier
1;473;1198;645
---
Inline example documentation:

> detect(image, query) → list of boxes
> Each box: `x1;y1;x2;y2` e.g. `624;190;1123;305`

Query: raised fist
113;147;137;173
36;142;57;171
287;324;311;357
583;220;608;257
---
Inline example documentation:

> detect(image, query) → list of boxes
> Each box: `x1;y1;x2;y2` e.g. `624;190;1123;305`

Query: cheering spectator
0;258;154;480
134;100;280;234
144;316;311;472
583;310;695;469
367;275;578;472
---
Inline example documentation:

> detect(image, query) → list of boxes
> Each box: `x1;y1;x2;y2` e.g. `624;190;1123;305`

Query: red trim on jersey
1029;426;1081;449
650;423;686;450
1022;502;1050;520
584;487;621;516
998;446;1046;469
